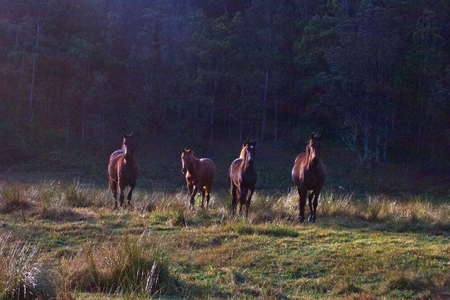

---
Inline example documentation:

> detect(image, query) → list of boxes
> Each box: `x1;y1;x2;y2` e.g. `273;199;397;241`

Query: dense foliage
1;0;449;169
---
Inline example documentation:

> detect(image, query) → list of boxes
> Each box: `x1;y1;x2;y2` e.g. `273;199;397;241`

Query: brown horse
108;133;138;208
291;134;326;222
181;148;216;209
229;141;257;217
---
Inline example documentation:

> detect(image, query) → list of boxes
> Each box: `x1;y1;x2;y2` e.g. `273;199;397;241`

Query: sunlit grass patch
0;233;56;300
60;234;175;296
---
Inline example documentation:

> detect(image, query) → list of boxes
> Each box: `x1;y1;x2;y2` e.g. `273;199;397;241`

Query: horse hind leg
118;183;126;208
109;179;118;209
231;185;238;216
127;184;135;208
200;189;206;209
205;187;211;210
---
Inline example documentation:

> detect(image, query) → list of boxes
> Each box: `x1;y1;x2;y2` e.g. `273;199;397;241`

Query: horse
108;133;138;209
291;134;326;222
181;148;216;209
229;141;257;218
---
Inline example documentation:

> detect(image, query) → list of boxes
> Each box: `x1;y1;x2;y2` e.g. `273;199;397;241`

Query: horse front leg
187;181;194;196
239;188;248;217
189;186;198;210
245;188;255;218
312;191;320;223
298;187;307;223
308;191;314;222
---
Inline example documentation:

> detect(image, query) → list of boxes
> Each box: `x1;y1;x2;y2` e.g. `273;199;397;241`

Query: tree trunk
28;22;40;124
273;95;279;141
209;79;217;145
260;69;270;142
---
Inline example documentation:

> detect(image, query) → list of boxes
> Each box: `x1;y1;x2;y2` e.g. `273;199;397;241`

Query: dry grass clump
60;234;173;296
270;190;449;229
0;233;56;300
62;181;92;208
0;185;33;214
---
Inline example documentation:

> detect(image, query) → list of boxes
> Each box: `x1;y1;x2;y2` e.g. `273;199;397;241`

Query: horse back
108;150;137;185
199;158;216;177
197;158;216;187
108;150;124;181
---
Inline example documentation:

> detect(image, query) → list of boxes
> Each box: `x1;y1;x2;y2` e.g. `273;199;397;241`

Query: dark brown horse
108;133;138;208
229;142;257;217
291;134;326;222
181;148;216;209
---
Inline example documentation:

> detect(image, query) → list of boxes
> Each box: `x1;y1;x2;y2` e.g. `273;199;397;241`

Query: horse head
306;133;321;161
122;132;137;158
241;140;257;162
181;148;194;174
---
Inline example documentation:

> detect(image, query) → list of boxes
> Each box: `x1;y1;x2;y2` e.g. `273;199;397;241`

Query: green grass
0;181;448;299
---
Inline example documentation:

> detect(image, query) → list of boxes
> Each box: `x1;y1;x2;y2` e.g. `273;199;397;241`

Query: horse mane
305;141;317;169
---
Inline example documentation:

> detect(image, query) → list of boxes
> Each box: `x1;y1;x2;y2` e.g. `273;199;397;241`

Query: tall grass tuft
0;233;56;300
62;181;91;207
61;234;173;296
0;185;32;214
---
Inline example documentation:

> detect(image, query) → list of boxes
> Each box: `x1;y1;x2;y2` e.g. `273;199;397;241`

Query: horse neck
305;147;318;169
240;150;252;171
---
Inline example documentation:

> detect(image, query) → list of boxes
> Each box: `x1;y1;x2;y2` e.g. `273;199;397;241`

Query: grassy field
0;181;449;300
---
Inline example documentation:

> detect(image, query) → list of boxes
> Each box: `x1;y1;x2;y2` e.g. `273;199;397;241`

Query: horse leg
231;185;238;216
118;183;126;208
308;191;314;222
187;181;193;196
205;188;211;210
312;191;320;223
109;180;118;209
127;184;135;208
189;186;198;210
298;187;307;223
200;189;206;209
239;188;248;217
245;188;255;218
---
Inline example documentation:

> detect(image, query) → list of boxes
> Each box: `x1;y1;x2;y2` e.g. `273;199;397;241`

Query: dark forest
1;0;449;177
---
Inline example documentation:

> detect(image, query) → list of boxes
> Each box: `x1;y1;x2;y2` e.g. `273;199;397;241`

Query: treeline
1;0;449;169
